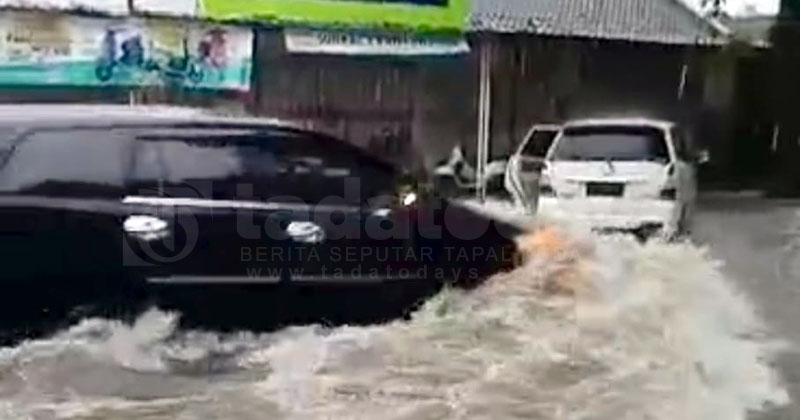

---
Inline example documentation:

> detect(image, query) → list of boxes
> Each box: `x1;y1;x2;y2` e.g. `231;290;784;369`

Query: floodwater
0;224;789;420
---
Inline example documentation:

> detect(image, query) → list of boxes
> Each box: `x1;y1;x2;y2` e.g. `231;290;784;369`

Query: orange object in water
515;226;594;296
517;226;570;261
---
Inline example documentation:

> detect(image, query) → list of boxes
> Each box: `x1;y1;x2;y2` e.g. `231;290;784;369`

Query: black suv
0;105;518;339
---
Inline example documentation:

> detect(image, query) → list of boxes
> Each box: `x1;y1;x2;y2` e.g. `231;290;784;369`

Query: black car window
0;125;396;204
271;132;393;204
129;128;389;204
127;128;284;200
552;126;670;162
521;128;559;158
0;129;132;197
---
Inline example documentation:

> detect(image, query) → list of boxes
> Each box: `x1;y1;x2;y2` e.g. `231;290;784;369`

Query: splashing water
0;225;788;419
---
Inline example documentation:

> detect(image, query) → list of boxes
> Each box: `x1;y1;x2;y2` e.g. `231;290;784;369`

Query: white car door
506;124;561;208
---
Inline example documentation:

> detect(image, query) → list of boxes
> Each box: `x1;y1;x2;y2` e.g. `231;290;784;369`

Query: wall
254;29;464;173
411;53;477;171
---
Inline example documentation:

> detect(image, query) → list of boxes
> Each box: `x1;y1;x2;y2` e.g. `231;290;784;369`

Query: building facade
251;0;732;176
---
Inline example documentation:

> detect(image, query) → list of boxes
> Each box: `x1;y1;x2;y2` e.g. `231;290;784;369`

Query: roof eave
468;27;729;47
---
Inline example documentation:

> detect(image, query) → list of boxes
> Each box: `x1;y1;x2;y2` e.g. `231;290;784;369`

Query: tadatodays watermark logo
121;179;521;273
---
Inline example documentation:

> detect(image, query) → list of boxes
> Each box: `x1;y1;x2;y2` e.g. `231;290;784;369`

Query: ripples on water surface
0;225;789;420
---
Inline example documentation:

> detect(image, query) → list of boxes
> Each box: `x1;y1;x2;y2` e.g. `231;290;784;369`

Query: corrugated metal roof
469;0;728;45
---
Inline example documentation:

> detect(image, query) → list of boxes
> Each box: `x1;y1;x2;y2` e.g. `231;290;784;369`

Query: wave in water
0;226;788;419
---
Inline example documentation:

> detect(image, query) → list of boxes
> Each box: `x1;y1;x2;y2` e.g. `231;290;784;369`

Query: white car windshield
551;126;670;162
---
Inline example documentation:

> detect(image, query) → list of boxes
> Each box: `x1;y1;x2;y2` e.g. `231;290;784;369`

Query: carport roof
469;0;729;45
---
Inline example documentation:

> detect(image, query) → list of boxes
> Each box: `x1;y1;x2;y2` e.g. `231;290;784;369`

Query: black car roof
0;104;297;127
0;105;397;172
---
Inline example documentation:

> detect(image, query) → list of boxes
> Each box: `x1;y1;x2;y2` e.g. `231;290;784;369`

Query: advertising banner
0;12;253;90
201;0;467;32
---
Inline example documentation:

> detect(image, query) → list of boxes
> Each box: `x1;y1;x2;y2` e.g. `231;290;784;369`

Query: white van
506;118;704;238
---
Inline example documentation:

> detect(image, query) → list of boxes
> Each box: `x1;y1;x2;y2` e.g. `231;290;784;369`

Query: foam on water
0;225;788;419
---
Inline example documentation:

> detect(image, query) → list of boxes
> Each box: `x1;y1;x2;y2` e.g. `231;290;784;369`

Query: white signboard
285;28;469;56
134;0;199;17
0;0;128;14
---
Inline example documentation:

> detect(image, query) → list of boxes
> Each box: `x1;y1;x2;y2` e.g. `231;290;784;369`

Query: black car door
120;126;295;285
264;132;419;284
0;127;133;317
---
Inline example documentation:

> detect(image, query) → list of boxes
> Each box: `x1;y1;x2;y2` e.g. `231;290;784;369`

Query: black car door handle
123;215;170;241
285;221;325;244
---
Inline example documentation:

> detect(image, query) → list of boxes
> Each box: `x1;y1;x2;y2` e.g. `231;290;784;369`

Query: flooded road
694;195;800;419
0;200;792;419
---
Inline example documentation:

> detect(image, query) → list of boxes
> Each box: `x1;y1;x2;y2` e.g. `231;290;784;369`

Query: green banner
201;0;467;32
